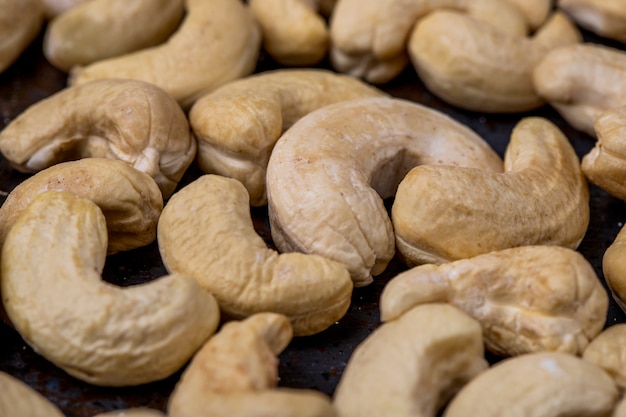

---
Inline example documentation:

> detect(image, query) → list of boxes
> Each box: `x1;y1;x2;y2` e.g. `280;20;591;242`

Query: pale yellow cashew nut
583;324;626;390
0;372;65;417
0;0;44;74
1;190;220;386
505;0;552;29
601;221;626;311
559;0;626;43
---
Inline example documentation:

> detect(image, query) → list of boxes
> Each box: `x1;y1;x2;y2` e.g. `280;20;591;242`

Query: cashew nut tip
0;78;196;199
582;324;626;390
1;190;220;386
559;0;626;43
0;0;44;74
0;371;65;417
189;68;385;206
601;221;626;312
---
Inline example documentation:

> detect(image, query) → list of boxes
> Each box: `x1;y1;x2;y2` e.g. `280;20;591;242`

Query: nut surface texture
0;0;44;74
0;371;65;417
559;0;626;43
583;324;626;390
1;190;220;386
602;221;626;311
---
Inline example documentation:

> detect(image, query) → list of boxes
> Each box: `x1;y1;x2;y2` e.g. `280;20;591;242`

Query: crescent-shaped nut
189;68;386;206
157;174;353;337
69;0;261;109
333;303;488;417
0;0;44;74
380;246;609;356
559;0;626;43
168;313;337;417
266;96;503;286
43;0;185;72
1;190;220;386
582;324;626;390
0;371;65;417
533;43;626;137
0;158;163;255
408;10;582;113
602;222;626;311
40;0;90;19
442;352;619;417
506;0;552;29
392;117;590;266
92;410;165;417
0;78;195;198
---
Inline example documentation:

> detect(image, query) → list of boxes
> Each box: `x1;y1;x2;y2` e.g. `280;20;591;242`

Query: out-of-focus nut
157;174;353;336
615;397;626;417
92;409;165;417
40;0;90;19
0;78;195;198
0;371;65;417
0;0;44;74
381;246;608;356
266;96;502;286
333;303;488;417
602;222;626;312
559;0;626;43
506;0;552;29
583;324;626;390
1;190;220;386
392;117;589;266
189;68;385;206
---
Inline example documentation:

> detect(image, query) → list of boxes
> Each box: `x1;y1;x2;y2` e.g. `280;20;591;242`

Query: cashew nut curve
381;246;608;356
333;303;488;417
583;324;626;390
0;78;195;198
392;117;589;266
1;190;220;386
0;371;65;417
506;0;552;29
559;0;626;43
40;0;90;19
602;221;626;311
69;0;261;108
408;10;582;113
0;0;44;74
266;96;503;286
168;313;337;417
189;68;385;206
157;174;353;337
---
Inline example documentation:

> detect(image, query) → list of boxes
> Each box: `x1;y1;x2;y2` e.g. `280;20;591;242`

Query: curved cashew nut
92;410;165;417
157;174;353;336
392;117;589;266
0;78;195;198
601;220;626;311
189;68;385;206
442;352;618;417
0;0;44;74
40;0;90;19
329;0;529;84
0;372;65;417
333;303;488;417
408;10;582;113
1;190;220;386
43;0;185;72
381;246;608;356
506;0;552;29
69;0;261;108
533;43;626;137
168;313;336;417
559;0;626;43
266;96;503;286
583;324;626;390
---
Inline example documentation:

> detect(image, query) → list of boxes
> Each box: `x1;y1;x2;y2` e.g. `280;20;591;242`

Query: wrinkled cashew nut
189;68;385;206
559;0;626;43
601;221;626;311
0;371;65;417
0;0;44;74
1;190;220;386
583;324;626;390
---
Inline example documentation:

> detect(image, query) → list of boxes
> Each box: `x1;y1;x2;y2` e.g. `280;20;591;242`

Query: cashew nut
506;0;552;29
266;96;503;286
533;43;626;137
69;0;261;108
0;371;65;417
442;352;619;417
333;303;488;417
1;190;220;386
168;313;336;417
189;68;385;206
601;221;626;311
559;0;626;43
40;0;90;19
0;0;44;74
583;324;626;390
392;117;589;266
408;10;582;113
157;174;353;336
0;78;195;198
43;0;185;72
381;246;608;356
615;397;626;417
92;410;165;417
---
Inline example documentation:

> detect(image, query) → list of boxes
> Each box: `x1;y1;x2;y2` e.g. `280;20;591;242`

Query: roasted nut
333;303;488;417
69;0;261;108
602;222;626;311
1;190;220;386
168;313;336;417
0;371;65;417
559;0;626;43
381;246;608;356
0;0;44;74
92;410;165;417
40;0;90;19
0;78;195;198
408;10;582;113
157;174;353;336
43;0;185;72
442;352;619;417
583;324;626;390
392;117;589;266
506;0;552;29
189;68;385;206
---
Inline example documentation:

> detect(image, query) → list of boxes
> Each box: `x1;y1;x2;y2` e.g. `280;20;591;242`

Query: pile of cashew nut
4;0;626;415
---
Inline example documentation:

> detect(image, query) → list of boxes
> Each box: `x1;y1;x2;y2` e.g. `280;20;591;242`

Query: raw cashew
506;0;552;29
533;43;626;137
615;397;626;417
0;371;65;417
602;221;626;311
329;0;529;84
69;0;261;108
266;97;503;286
333;303;488;417
0;0;44;74
442;352;619;417
92;410;165;417
1;190;220;386
0;78;195;198
40;0;90;19
392;117;589;266
380;246;609;356
559;0;626;43
583;324;626;390
168;313;336;417
189;68;385;206
43;0;185;72
408;10;582;113
0;158;162;255
157;174;353;336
